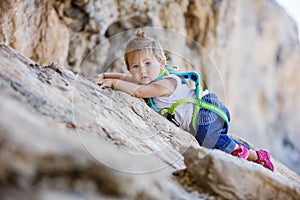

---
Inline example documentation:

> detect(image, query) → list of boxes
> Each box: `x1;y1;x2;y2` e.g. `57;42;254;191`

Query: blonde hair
124;29;166;70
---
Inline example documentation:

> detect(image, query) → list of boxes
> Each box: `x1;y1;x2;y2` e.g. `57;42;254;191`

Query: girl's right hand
98;79;115;89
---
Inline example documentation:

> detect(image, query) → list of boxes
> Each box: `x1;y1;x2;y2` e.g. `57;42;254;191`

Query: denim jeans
195;116;237;153
193;93;248;154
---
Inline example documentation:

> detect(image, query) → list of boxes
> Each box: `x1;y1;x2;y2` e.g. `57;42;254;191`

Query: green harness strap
147;67;230;132
159;97;229;131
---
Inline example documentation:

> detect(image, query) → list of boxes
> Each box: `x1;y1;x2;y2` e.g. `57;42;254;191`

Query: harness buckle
196;99;202;106
159;108;180;127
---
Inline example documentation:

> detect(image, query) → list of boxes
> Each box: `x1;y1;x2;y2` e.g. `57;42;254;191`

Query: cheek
130;72;140;80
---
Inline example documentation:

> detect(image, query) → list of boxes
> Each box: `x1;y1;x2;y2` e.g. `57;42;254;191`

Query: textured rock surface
0;0;299;173
1;44;300;199
182;147;300;200
185;0;300;174
0;0;69;65
0;44;201;199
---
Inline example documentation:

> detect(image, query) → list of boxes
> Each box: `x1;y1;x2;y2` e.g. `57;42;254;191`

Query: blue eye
132;65;139;69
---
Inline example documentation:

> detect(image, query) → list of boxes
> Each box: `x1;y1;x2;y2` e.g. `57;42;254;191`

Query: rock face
1;44;300;199
185;0;300;174
183;147;300;200
0;0;69;65
0;0;299;173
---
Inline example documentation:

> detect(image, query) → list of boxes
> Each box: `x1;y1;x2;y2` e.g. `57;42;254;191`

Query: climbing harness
146;66;230;132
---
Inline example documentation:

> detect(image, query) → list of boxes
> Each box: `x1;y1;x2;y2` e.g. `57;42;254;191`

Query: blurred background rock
0;0;299;174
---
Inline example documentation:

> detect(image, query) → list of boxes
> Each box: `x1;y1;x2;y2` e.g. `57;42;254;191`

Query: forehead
127;49;157;64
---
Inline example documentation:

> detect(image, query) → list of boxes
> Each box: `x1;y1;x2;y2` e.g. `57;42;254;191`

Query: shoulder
150;75;177;97
163;74;181;86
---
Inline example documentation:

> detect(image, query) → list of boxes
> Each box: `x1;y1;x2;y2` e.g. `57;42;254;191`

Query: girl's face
127;50;165;85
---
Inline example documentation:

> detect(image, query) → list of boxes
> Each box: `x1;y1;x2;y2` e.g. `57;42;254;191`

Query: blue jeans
193;93;248;154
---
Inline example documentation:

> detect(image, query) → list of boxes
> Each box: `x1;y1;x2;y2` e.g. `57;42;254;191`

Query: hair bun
135;29;147;38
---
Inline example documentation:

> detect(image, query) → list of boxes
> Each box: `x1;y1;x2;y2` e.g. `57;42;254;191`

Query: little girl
90;29;274;171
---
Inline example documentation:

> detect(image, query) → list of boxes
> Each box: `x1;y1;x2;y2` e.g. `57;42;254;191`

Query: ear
160;59;166;68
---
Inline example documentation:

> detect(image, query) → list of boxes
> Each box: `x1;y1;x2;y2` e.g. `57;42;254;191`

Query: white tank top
152;74;195;131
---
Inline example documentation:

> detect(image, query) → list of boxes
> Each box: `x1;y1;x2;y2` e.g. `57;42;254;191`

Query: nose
140;65;147;74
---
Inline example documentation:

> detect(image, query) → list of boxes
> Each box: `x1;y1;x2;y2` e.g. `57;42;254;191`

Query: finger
100;84;108;89
98;80;103;85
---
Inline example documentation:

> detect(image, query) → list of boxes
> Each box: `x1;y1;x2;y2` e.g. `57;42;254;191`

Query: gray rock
1;43;300;199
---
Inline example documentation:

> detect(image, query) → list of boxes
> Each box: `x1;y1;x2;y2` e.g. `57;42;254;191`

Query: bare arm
102;72;135;82
99;78;176;98
89;72;135;84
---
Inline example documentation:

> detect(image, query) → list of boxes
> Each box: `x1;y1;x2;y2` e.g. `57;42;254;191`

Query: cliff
1;0;299;173
1;0;300;199
1;44;300;199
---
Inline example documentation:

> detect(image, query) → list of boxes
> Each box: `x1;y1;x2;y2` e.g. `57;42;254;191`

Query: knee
195;119;226;146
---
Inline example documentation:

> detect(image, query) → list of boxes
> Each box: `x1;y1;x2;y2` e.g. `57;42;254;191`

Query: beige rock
0;0;299;196
183;147;300;199
1;43;300;199
0;0;69;66
184;0;300;174
0;44;203;199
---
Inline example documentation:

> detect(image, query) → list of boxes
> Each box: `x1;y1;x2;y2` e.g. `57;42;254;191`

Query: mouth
140;76;148;81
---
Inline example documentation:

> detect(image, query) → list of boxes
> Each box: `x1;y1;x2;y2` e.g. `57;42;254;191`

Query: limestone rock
1;0;295;173
184;0;300;174
1;44;300;199
0;44;203;199
0;0;69;66
182;147;300;199
0;0;300;197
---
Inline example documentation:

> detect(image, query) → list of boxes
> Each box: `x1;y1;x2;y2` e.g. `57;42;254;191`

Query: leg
247;149;258;161
196;93;274;171
195;93;236;153
195;116;237;153
232;144;274;171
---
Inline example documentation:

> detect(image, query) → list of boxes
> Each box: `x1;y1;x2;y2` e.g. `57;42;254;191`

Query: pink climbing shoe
254;150;274;172
231;144;250;159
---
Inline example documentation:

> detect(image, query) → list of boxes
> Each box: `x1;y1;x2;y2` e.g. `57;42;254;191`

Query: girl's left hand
88;73;104;85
